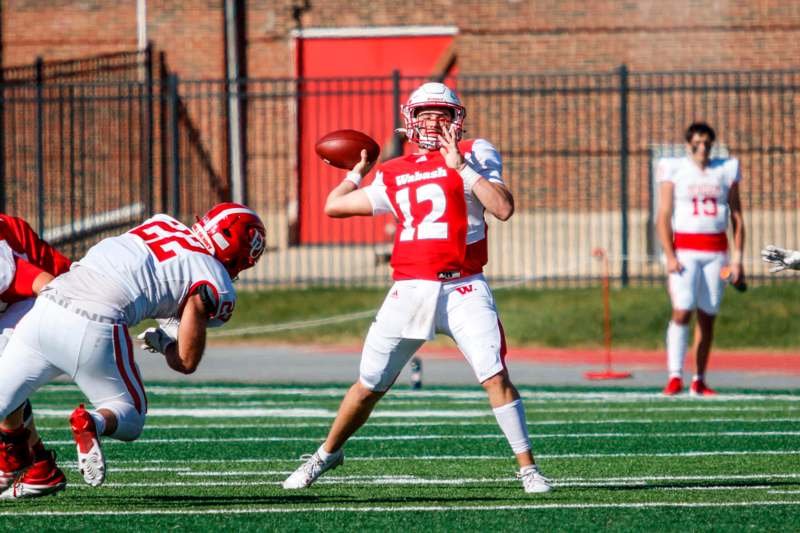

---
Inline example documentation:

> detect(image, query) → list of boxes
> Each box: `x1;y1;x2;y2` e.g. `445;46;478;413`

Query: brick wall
8;1;798;77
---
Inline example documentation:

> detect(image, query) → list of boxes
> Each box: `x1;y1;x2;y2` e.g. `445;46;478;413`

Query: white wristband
458;164;483;190
344;172;362;187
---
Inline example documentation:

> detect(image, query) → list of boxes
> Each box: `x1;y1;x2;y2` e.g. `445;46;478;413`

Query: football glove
761;245;800;272
137;327;176;355
156;317;180;339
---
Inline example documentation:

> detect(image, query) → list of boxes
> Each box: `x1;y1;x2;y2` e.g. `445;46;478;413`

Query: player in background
656;122;745;396
0;214;73;498
0;203;265;498
283;82;552;494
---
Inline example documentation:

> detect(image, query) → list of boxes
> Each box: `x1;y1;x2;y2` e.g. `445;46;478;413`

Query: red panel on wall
297;34;454;244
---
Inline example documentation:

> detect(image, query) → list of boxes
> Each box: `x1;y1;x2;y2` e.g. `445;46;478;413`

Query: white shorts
668;249;728;315
0;296;147;420
359;274;507;391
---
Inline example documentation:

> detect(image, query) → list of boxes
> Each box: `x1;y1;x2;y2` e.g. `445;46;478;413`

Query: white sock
666;321;689;378
492;399;532;454
89;411;106;435
317;444;335;460
693;373;704;382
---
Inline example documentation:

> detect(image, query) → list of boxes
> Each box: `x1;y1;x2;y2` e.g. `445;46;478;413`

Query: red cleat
0;450;66;499
70;404;105;487
0;427;32;491
690;379;718;397
662;376;683;396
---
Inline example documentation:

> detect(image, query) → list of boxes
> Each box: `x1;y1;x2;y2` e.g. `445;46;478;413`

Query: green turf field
215;283;800;349
2;383;799;532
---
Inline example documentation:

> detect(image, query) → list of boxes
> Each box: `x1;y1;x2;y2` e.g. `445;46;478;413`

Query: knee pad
102;401;145;441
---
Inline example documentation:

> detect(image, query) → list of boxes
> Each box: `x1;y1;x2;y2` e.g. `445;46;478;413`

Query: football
315;129;380;170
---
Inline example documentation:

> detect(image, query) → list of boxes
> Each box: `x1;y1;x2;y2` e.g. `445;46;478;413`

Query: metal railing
1;49;226;259
2;62;799;286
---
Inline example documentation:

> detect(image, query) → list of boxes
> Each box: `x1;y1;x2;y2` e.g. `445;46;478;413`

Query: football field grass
3;383;800;532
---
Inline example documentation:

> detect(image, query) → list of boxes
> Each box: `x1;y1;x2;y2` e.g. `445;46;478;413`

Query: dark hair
684;122;716;144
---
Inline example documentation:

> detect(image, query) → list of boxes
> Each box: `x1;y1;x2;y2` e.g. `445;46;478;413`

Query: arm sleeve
362;169;396;216
729;159;742;185
466;139;504;185
655;159;676;183
2;256;46;300
0;215;71;276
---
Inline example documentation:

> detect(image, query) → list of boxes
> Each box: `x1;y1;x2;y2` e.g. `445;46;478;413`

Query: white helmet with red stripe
400;82;466;150
191;202;266;278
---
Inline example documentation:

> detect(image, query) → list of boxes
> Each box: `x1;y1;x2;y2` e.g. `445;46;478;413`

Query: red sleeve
0;255;46;302
0;215;72;276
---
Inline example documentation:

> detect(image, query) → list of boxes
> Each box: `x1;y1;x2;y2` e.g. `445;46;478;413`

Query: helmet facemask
399;82;466;151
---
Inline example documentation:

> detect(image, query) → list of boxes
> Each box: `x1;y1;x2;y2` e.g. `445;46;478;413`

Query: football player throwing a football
0;214;73;498
656;122;745;396
283;82;552;494
0;203;265;497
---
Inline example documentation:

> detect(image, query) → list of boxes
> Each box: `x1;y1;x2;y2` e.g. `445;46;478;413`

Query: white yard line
173;472;800;484
56;450;800;464
60;480;781;489
1;501;799;516
36;384;800;403
41;430;800;446
33;416;800;431
27;406;800;419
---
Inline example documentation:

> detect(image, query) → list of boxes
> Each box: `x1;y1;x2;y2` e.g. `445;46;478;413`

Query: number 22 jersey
45;214;235;327
363;139;505;281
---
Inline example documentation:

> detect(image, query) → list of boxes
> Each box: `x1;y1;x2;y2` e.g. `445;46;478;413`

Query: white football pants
668;249;728;315
0;297;147;441
360;274;507;391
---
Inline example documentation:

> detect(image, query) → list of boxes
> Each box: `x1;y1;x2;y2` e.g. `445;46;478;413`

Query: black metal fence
0;49;227;259
2;59;799;286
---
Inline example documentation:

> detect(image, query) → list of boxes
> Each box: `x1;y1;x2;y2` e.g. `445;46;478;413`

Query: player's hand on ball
439;125;465;170
137;327;176;355
761;245;800;272
350;149;375;178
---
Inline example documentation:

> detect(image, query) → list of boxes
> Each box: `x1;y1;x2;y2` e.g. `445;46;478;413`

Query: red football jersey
368;139;498;281
0;214;72;303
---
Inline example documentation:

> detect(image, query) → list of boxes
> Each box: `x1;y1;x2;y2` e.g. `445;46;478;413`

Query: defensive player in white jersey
283;82;552;494
656;122;745;396
0;203;265;496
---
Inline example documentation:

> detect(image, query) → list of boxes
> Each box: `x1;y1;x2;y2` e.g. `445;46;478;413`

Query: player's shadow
594;479;800;492
136;491;517;507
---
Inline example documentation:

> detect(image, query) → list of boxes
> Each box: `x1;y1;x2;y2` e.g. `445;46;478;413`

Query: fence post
391;69;403;158
0;60;6;213
167;73;180;219
144;42;155;217
35;57;45;233
618;64;630;287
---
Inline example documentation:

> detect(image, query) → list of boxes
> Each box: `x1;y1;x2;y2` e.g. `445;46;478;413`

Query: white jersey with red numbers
363;138;505;281
657;156;741;252
44;214;236;327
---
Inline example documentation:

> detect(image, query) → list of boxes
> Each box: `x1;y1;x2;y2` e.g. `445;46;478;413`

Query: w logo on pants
456;284;474;295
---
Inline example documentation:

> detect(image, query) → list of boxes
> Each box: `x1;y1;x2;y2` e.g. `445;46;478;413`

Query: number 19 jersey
364;139;505;281
46;214;235;326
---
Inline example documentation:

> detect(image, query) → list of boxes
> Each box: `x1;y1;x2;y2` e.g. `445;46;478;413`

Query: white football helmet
400;82;466;150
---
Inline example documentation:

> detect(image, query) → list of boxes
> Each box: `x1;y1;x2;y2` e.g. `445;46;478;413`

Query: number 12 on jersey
395;183;448;241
